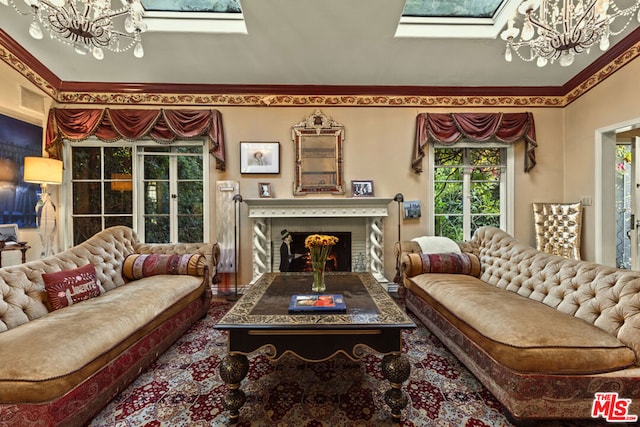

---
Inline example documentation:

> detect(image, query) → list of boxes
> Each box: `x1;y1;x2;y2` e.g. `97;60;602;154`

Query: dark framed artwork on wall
0;113;43;228
240;142;280;174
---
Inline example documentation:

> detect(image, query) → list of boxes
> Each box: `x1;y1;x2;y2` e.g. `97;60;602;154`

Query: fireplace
243;197;393;288
288;231;352;272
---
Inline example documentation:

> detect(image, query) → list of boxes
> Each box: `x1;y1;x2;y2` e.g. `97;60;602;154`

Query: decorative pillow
403;252;481;278
122;253;206;280
43;264;104;311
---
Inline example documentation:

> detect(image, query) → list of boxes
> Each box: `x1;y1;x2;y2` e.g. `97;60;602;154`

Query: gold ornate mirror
291;109;345;195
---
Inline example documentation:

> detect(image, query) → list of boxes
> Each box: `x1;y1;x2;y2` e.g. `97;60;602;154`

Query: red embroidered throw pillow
122;253;206;280
43;264;103;311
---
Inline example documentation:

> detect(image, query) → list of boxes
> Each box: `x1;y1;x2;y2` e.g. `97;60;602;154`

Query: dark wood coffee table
214;272;416;423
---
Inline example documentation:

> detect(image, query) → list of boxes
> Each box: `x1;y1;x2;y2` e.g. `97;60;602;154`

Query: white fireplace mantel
243;197;393;286
245;197;393;218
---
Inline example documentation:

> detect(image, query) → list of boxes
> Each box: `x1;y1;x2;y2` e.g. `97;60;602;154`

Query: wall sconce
24;157;63;257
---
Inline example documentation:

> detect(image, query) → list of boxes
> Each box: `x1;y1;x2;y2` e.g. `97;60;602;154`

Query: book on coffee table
288;294;347;313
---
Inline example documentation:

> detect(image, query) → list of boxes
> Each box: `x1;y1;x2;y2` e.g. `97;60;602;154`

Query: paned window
67;140;208;245
139;145;205;243
429;143;513;241
69;144;133;244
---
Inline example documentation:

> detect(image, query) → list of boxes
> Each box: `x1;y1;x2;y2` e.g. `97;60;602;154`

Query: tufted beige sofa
0;226;219;426
399;226;640;422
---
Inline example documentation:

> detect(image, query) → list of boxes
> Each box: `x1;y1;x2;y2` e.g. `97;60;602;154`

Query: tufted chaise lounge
399;226;640;422
0;226;219;426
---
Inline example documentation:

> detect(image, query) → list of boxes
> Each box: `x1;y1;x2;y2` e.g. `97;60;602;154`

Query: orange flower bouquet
304;234;339;292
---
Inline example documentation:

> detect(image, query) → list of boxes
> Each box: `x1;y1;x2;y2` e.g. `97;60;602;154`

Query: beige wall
0;58;570;283
0;61;50;124
215;106;564;283
564;58;640;262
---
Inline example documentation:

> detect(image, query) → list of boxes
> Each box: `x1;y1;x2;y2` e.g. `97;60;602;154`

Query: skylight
396;0;519;39
140;0;246;34
402;0;504;18
141;0;242;14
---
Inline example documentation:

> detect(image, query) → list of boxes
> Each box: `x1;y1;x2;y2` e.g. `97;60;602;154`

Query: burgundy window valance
45;108;226;170
412;112;537;173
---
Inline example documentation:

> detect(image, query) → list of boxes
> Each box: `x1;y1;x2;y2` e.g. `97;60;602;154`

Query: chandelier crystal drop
501;0;640;67
0;0;148;60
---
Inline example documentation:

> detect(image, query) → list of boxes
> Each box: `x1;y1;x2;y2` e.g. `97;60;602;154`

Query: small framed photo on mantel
351;180;374;197
258;182;272;198
240;141;280;174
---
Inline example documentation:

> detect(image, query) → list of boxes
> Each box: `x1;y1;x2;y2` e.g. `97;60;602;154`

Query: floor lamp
24;157;63;258
228;193;243;301
393;193;404;284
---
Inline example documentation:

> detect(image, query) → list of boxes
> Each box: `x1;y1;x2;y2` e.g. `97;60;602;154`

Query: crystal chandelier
0;0;148;60
501;0;640;67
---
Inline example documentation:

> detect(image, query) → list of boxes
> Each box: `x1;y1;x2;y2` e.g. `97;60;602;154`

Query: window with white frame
428;142;513;241
67;140;208;246
138;144;206;243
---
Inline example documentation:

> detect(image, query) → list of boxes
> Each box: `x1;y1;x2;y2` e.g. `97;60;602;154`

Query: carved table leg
219;353;249;424
381;353;411;423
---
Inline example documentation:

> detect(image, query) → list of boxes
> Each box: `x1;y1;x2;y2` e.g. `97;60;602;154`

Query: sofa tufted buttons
453;226;640;352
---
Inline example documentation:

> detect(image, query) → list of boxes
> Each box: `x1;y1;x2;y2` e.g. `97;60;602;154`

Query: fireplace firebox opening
288;232;352;272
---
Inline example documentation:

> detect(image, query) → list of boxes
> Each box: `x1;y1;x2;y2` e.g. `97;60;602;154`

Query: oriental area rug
89;301;614;427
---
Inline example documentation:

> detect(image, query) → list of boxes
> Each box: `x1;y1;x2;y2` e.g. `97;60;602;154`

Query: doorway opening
615;143;631;269
597;122;640;269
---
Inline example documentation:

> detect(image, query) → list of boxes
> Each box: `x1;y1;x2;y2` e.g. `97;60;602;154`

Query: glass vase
311;260;326;292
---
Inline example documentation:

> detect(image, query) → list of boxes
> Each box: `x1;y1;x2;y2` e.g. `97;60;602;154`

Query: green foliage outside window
72;146;133;244
142;147;204;244
434;147;503;241
71;143;205;245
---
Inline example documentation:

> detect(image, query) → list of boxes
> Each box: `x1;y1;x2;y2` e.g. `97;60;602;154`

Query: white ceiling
1;0;639;89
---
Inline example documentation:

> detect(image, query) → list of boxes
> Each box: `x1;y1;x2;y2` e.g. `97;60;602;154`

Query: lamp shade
24;157;63;185
111;173;133;192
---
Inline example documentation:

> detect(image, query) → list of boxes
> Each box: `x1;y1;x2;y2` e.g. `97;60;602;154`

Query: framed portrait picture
403;200;422;219
351;180;374;197
240;142;280;174
258;182;272;198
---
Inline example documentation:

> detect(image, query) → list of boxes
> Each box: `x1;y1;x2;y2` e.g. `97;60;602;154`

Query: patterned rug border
89;301;616;426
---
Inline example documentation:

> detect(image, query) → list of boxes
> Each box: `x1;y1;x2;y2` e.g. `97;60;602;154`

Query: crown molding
562;26;640;104
1;28;639;108
0;31;60;100
54;91;567;107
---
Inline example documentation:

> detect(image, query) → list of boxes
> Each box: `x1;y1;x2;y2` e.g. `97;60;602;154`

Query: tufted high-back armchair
466;226;640;359
532;201;583;260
